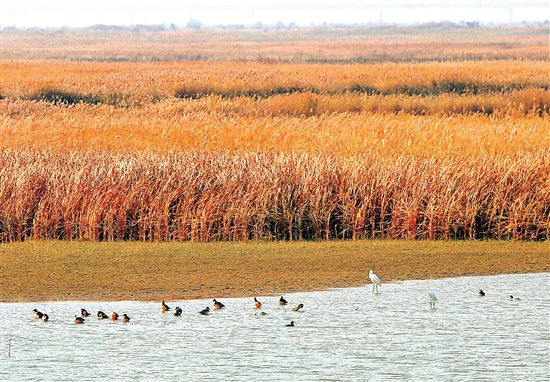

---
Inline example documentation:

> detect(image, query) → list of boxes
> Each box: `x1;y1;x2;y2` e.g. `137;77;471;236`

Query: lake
1;273;548;381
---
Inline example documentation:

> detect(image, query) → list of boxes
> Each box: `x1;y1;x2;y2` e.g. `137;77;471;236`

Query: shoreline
2;270;548;304
1;240;548;303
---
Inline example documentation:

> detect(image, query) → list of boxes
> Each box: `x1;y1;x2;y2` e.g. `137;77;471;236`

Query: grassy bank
0;240;547;302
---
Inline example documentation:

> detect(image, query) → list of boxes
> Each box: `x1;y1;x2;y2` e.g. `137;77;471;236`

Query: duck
74;316;85;324
110;312;119;320
97;311;108;319
254;311;268;316
285;321;295;327
199;307;210;315
33;309;44;319
81;308;91;317
292;303;304;312
161;300;171;312
477;289;485;297
254;297;262;309
42;314;49;322
174;307;182;316
279;296;288;305
213;299;225;309
122;314;131;323
510;295;521;300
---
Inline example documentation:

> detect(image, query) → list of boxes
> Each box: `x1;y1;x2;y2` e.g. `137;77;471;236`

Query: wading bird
369;269;382;294
427;285;438;309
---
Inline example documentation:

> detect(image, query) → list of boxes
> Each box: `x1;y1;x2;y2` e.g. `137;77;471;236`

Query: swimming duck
161;300;171;312
292;303;304;312
477;289;485;297
510;295;521;300
81;308;91;317
199;307;210;315
110;312;119;320
279;296;288;305
97;311;108;319
42;314;49;322
213;299;225;309
285;321;295;327
254;297;262;309
174;307;182;316
255;311;268;316
74;316;85;324
122;314;131;323
33;309;44;319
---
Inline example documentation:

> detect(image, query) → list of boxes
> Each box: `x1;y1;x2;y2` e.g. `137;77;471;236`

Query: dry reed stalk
1;149;548;242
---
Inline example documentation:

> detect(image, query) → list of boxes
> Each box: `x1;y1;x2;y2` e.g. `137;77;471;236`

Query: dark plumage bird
285;321;295;327
97;311;108;319
110;312;119;320
122;314;131;323
81;308;91;317
161;300;171;312
213;299;225;309
174;307;182;316
33;309;44;319
199;307;210;315
510;295;521;300
42;314;49;322
254;297;262;309
279;296;288;305
74;316;85;324
292;303;304;312
477;289;485;297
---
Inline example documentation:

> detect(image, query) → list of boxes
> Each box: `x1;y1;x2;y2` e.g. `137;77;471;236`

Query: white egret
369;269;382;294
427;285;438;309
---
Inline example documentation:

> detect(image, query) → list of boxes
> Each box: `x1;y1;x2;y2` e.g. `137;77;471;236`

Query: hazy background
2;0;549;28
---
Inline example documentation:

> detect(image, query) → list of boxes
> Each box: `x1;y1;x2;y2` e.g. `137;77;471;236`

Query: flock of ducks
31;269;522;325
32;296;304;327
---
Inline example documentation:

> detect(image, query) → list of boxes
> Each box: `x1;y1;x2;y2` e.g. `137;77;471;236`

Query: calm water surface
1;273;548;381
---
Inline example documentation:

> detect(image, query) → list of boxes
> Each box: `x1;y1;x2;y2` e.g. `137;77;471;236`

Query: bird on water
369;269;382;294
427;285;438;309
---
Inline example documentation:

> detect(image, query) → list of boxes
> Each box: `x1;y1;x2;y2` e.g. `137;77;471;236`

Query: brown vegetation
1;26;548;62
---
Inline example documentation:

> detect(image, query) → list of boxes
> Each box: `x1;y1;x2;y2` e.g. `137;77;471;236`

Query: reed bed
2;27;548;62
2;60;548;104
1;148;548;242
1;57;549;242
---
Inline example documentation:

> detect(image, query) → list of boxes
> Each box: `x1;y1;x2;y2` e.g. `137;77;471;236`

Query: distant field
0;27;549;243
1;26;548;62
1;240;548;302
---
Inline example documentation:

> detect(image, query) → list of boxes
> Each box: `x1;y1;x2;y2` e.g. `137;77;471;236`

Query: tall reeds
0;149;548;242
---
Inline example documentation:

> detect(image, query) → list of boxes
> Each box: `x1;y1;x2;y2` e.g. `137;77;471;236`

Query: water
1;273;548;381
